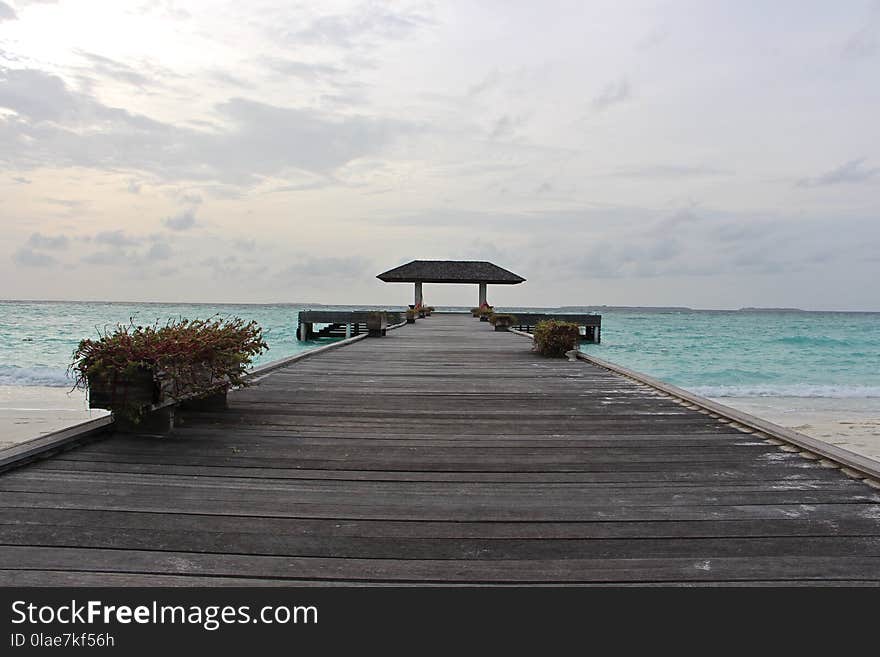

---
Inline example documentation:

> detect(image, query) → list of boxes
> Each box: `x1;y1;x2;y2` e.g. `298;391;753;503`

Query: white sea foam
690;384;880;399
0;366;72;387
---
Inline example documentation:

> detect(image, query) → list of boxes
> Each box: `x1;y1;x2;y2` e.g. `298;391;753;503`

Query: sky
1;0;879;310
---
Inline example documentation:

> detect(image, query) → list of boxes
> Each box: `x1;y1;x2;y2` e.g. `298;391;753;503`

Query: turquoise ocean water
1;301;878;399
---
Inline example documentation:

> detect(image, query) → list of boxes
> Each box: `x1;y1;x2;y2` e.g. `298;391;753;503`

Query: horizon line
1;298;878;314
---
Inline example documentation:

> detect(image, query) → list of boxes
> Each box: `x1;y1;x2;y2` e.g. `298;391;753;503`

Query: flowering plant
69;316;268;418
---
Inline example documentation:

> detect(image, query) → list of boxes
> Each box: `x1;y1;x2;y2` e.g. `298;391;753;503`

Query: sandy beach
0;385;108;451
716;396;880;462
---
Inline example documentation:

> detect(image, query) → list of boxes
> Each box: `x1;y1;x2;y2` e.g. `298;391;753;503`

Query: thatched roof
377;260;526;284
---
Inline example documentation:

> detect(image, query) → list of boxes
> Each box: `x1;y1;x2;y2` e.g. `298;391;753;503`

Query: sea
2;301;879;457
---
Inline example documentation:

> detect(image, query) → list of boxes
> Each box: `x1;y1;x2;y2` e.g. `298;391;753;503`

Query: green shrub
470;307;480;317
532;320;580;357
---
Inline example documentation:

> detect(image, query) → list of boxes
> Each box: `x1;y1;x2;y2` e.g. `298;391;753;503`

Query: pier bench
297;310;402;341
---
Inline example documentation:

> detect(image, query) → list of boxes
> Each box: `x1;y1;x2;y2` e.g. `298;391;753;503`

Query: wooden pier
1;313;879;585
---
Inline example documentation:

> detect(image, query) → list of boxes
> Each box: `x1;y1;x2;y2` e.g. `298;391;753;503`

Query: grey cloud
178;192;202;205
277;255;371;279
604;165;731;179
75;51;158;88
284;6;432;48
44;197;87;210
468;69;502;96
13;247;56;267
0;68;410;184
147;241;172;260
95;230;140;246
488;114;525;141
208;69;254;90
27;232;69;250
82;250;128;265
0;68;114;123
259;57;344;80
797;158;880;187
201;255;241;278
0;2;16;22
127;179;141;194
636;28;667;51
163;208;197;231
843;3;880;59
551;209;878;280
12;176;31;184
233;238;257;252
592;78;631;111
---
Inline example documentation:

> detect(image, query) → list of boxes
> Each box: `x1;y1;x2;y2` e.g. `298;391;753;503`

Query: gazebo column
478;282;487;306
414;281;423;306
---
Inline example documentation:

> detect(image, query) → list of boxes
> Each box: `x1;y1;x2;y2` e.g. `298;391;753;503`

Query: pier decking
1;314;879;585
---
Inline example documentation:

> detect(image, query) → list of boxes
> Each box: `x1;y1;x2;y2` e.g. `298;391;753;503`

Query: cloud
277;255;371;279
488;114;526;141
163;208;197;231
27;232;69;250
94;229;140;246
842;3;880;59
604;165;731;179
147;241;172;260
12;176;31;184
81;250;125;265
468;69;502;97
259;57;344;81
283;5;433;49
13;247;56;267
635;28;667;51
43;197;87;210
796;158;880;187
0;2;16;22
0;67;411;185
592;78;631;111
74;51;159;88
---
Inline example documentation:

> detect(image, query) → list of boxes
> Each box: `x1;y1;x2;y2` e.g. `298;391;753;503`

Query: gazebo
377;260;526;307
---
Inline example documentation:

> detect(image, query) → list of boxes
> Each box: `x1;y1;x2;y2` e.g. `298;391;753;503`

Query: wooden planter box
87;367;158;411
494;320;512;331
88;366;227;433
480;315;490;322
406;317;415;324
366;311;388;337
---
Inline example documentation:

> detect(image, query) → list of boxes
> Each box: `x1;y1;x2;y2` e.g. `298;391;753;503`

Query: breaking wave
0;366;72;387
690;384;880;399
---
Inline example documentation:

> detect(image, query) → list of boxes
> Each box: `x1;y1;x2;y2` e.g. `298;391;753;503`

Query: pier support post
478;282;487;306
345;323;351;338
414;281;423;306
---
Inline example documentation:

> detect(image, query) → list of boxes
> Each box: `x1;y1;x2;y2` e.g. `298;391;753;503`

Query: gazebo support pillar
478;282;487;306
414;281;423;307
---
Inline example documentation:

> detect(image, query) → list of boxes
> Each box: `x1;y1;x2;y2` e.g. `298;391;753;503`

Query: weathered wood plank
1;313;878;585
